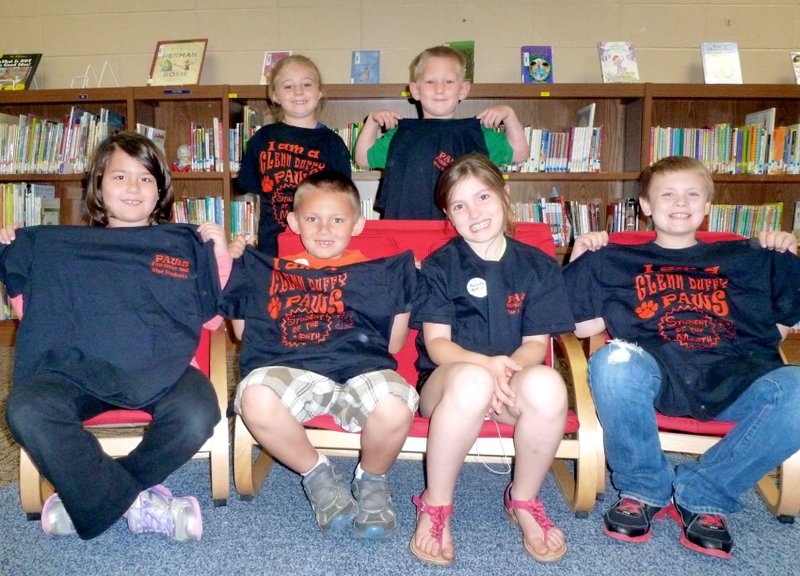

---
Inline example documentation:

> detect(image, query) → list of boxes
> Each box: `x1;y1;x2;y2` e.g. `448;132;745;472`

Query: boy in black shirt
564;156;800;558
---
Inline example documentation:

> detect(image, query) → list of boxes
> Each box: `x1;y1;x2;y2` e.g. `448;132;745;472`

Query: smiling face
445;175;508;259
270;60;323;127
409;55;470;119
100;149;160;228
640;169;711;248
287;183;365;260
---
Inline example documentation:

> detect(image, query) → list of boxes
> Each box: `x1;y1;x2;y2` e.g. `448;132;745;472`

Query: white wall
3;0;800;88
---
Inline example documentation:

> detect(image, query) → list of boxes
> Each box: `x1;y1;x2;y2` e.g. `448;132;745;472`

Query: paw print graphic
268;296;281;319
261;175;275;194
635;300;658;319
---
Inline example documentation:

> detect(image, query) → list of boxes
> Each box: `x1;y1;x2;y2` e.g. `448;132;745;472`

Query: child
354;45;529;220
410;154;572;565
236;54;352;257
563;155;800;559
221;171;418;538
2;131;232;541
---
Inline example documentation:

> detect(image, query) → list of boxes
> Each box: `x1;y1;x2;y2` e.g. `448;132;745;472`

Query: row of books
706;203;783;236
649;123;800;175
172;195;257;241
189;119;224;172
172;196;224;226
512;125;603;174
0;107;124;175
0;182;60;227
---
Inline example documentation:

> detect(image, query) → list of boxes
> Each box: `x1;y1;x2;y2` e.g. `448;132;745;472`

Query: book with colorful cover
0;54;42;90
598;42;640;83
444;40;475;82
350;50;380;84
701;42;742;84
521;46;553;84
260;50;292;85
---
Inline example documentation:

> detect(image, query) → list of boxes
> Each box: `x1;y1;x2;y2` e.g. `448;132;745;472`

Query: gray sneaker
302;461;358;534
352;471;396;538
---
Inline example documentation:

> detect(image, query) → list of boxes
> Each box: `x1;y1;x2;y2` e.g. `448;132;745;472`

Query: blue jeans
589;339;800;515
6;367;220;539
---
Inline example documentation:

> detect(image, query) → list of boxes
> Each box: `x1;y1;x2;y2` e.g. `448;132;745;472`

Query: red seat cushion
655;413;734;436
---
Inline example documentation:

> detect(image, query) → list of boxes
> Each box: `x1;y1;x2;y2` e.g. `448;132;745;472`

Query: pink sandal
409;494;455;566
504;483;567;562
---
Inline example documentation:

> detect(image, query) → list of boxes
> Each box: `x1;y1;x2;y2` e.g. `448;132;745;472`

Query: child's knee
443;364;494;407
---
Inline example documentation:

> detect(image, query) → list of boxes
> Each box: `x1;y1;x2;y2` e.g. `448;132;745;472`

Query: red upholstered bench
233;221;604;516
19;327;230;519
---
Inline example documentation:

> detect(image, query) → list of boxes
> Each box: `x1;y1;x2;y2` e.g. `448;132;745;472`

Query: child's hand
196;222;229;258
228;233;254;259
485;355;519;413
570;231;609;262
0;223;21;244
758;231;797;255
476;105;517;129
367;110;402;131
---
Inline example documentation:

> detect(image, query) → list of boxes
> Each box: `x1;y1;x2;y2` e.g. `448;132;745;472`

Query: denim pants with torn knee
588;339;800;515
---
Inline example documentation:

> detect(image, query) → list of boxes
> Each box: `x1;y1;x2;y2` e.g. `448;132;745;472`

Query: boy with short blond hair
564;156;800;559
221;171;418;539
354;45;529;219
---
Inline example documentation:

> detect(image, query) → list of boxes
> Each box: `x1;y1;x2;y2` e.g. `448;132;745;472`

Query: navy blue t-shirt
412;236;575;374
563;239;800;419
220;248;417;382
0;225;220;408
377;118;489;220
235;122;352;256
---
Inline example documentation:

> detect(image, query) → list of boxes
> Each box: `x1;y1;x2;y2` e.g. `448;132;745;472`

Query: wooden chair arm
552;332;596;429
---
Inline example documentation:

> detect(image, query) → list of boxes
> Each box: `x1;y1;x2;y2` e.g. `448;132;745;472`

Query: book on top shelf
598;42;640;83
444;40;475;82
260;50;291;85
700;42;742;84
791;52;800;85
520;46;553;84
0;54;41;90
147;39;207;86
350;50;380;84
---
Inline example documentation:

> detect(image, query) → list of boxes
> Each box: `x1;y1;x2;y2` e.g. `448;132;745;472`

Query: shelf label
163;89;191;95
539;91;551;97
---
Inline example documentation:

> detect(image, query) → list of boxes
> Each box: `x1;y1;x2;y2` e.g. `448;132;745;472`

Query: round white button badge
467;277;487;298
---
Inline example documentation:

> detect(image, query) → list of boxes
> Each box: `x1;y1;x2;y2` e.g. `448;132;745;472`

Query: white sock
301;453;327;477
355;463;384;480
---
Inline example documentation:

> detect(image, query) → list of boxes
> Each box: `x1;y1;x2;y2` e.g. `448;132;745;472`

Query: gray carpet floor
0;455;796;576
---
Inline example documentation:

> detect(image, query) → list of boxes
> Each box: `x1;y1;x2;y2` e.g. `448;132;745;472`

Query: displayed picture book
791;51;800;85
350;50;380;84
135;122;167;153
260;50;291;85
598;42;640;83
700;42;742;84
444;40;475;82
745;107;776;134
147;39;207;86
576;103;596;128
0;54;41;90
521;46;553;84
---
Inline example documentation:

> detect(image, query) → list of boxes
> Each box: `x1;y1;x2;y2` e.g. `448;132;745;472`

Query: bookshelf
1;82;799;232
